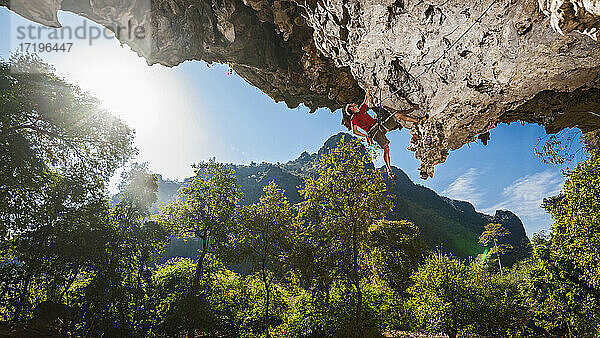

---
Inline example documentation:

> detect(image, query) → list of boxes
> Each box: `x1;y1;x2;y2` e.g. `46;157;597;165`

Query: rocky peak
298;151;311;159
489;209;528;238
487;209;531;263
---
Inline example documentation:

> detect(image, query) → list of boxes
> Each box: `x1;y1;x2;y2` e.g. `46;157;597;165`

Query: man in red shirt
342;90;423;179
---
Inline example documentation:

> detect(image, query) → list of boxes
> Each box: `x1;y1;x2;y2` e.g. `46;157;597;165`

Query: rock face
540;0;600;39
153;133;531;264
6;0;600;177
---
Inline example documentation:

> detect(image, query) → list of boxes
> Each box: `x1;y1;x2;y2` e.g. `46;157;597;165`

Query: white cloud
442;168;483;205
483;170;565;235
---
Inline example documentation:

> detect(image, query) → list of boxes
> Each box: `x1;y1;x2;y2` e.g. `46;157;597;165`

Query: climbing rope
378;0;498;107
377;88;383;124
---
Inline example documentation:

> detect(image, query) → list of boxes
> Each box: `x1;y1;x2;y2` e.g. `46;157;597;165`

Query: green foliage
149;256;235;336
407;252;484;338
276;281;399;337
534;128;583;166
236;181;293;334
158;158;241;277
543;151;600;288
473;262;530;335
158;159;242;335
479;223;512;275
150;258;195;335
68;165;170;336
149;257;290;338
366;220;425;292
479;223;511;252
0;55;140;327
236;181;292;275
233;273;289;337
116;163;159;218
0;54;135;179
297;138;393;256
0;54;135;238
160;159;241;250
523;233;600;335
6;57;599;338
291;137;394;331
506;151;600;336
292;137;393;287
0;163;170;333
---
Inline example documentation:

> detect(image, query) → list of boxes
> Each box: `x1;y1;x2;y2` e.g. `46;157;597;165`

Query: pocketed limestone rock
5;0;600;177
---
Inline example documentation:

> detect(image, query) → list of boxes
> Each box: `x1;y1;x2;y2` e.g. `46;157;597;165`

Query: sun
39;20;209;180
46;43;166;131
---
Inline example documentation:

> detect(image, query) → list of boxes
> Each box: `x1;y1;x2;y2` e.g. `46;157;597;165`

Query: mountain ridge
153;133;530;264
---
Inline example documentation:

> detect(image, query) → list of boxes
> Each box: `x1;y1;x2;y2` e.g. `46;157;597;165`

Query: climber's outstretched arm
362;90;372;108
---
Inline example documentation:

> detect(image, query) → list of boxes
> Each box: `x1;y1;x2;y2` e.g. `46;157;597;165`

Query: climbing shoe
387;168;397;180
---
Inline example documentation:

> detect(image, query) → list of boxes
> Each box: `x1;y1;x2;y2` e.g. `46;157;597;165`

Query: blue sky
1;8;584;236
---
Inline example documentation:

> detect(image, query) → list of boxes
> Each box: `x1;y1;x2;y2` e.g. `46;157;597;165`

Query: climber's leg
370;125;397;180
394;112;419;123
381;104;425;126
383;146;391;172
383;146;397;180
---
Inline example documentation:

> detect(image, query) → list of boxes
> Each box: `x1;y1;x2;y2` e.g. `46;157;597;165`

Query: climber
342;90;425;180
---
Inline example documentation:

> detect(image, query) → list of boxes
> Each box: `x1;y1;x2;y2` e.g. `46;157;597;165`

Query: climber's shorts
377;107;403;132
382;114;402;131
368;123;390;149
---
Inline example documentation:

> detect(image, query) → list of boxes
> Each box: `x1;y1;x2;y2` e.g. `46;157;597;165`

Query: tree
519;151;600;335
407;252;484;338
236;181;292;336
543;151;600;288
0;54;136;323
294;137;393;333
366;220;425;292
150;258;196;336
0;54;135;236
159;159;242;337
518;233;600;336
534;128;586;166
479;223;512;276
70;164;171;336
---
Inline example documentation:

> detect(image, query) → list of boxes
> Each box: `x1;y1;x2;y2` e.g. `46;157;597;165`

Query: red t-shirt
351;103;376;131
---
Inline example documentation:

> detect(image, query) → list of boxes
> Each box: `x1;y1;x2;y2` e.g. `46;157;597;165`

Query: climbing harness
377;0;498;108
374;105;412;131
